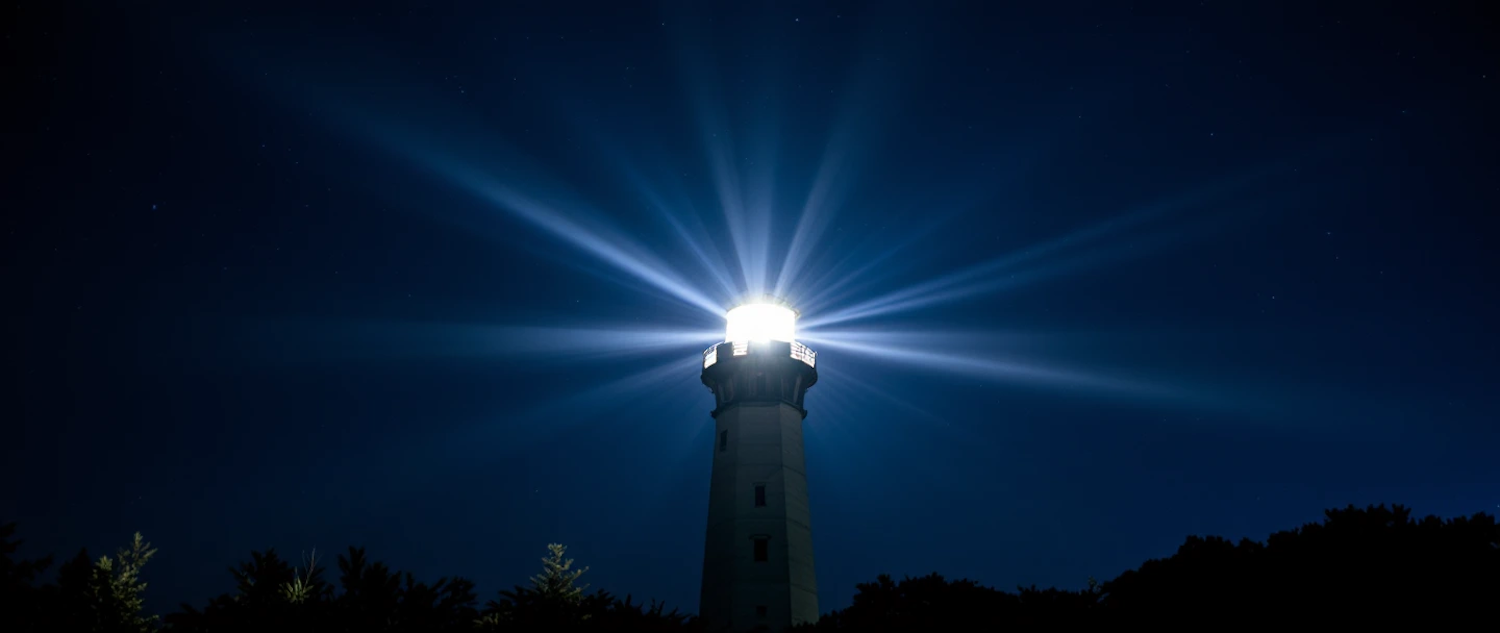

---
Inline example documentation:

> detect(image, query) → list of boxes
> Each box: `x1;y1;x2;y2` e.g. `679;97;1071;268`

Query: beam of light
802;210;1167;328
743;123;780;297
673;5;913;301
275;64;729;319
399;357;704;468
689;88;767;296
608;158;742;303
673;19;771;297
823;368;949;428
771;29;908;302
476;325;722;361
537;100;746;307
816;214;1235;330
237;318;718;364
772;119;862;301
326;40;745;314
406;152;727;318
801;169;1277;330
800;331;1194;403
516;356;703;421
644;186;742;303
796;203;974;317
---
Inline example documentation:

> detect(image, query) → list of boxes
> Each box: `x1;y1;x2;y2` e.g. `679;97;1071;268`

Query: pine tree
101;532;158;633
529;543;588;604
478;543;592;629
70;532;158;633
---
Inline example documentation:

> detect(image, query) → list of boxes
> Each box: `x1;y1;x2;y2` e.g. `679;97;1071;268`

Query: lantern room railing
790;341;816;368
702;340;816;369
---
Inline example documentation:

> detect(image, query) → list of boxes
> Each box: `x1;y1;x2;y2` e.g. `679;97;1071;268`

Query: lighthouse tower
698;301;819;632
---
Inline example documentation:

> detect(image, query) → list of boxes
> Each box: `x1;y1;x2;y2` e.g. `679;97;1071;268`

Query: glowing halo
724;302;798;344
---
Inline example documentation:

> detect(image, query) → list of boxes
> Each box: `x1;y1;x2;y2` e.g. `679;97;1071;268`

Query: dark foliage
796;504;1500;631
485;587;702;632
156;543;702;633
1;523;158;633
796;573;1105;632
5;504;1497;631
0;522;52;631
1100;504;1500;625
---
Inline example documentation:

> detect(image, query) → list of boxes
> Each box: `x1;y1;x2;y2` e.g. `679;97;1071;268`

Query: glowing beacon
698;299;819;632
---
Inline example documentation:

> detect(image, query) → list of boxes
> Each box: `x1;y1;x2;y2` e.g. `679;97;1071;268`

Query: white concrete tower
699;301;819;632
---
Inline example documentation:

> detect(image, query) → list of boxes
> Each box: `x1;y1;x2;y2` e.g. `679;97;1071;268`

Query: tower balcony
703;339;817;370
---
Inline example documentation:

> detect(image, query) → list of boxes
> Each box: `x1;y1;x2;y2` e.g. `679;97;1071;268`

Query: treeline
0;533;694;633
799;504;1500;629
3;504;1498;632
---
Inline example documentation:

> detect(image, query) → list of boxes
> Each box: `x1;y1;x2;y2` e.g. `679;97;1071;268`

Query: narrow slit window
754;483;766;507
719;429;728;452
753;537;768;562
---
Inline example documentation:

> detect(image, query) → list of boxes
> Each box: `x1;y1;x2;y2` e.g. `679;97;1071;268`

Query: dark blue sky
6;0;1497;617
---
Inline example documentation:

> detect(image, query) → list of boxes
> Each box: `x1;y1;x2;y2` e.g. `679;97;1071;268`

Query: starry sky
5;0;1498;617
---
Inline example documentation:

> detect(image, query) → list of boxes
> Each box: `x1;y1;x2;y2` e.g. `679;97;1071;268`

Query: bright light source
725;303;797;344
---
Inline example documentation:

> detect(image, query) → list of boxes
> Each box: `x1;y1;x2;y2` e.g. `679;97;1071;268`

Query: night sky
6;0;1498;617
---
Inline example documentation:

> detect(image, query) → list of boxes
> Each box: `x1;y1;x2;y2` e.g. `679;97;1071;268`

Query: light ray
279;65;729;319
796;204;972;316
523;356;703;417
530;88;746;307
597;147;743;303
410;357;703;466
803;208;1168;328
772;31;907;300
688;77;762;295
637;182;742;302
826;369;950;428
823;215;1235;328
674;19;785;298
773;124;861;299
801;169;1277;329
240;318;718;364
743;122;779;297
226;37;1320;455
478;325;722;360
412;153;726;318
801;331;1193;403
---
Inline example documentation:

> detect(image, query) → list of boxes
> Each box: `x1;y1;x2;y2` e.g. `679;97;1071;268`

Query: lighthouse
698;300;820;632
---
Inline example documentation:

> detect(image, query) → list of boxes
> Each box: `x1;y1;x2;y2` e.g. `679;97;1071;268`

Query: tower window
719;430;728;452
756;605;768;618
753;537;768;562
754;483;766;507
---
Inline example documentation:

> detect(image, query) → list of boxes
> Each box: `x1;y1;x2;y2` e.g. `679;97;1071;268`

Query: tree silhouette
477;542;703;632
792;572;1103;632
6;504;1496;631
164;549;321;632
800;504;1499;630
0;526;159;633
1101;504;1500;625
163;545;480;632
0;522;52;631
